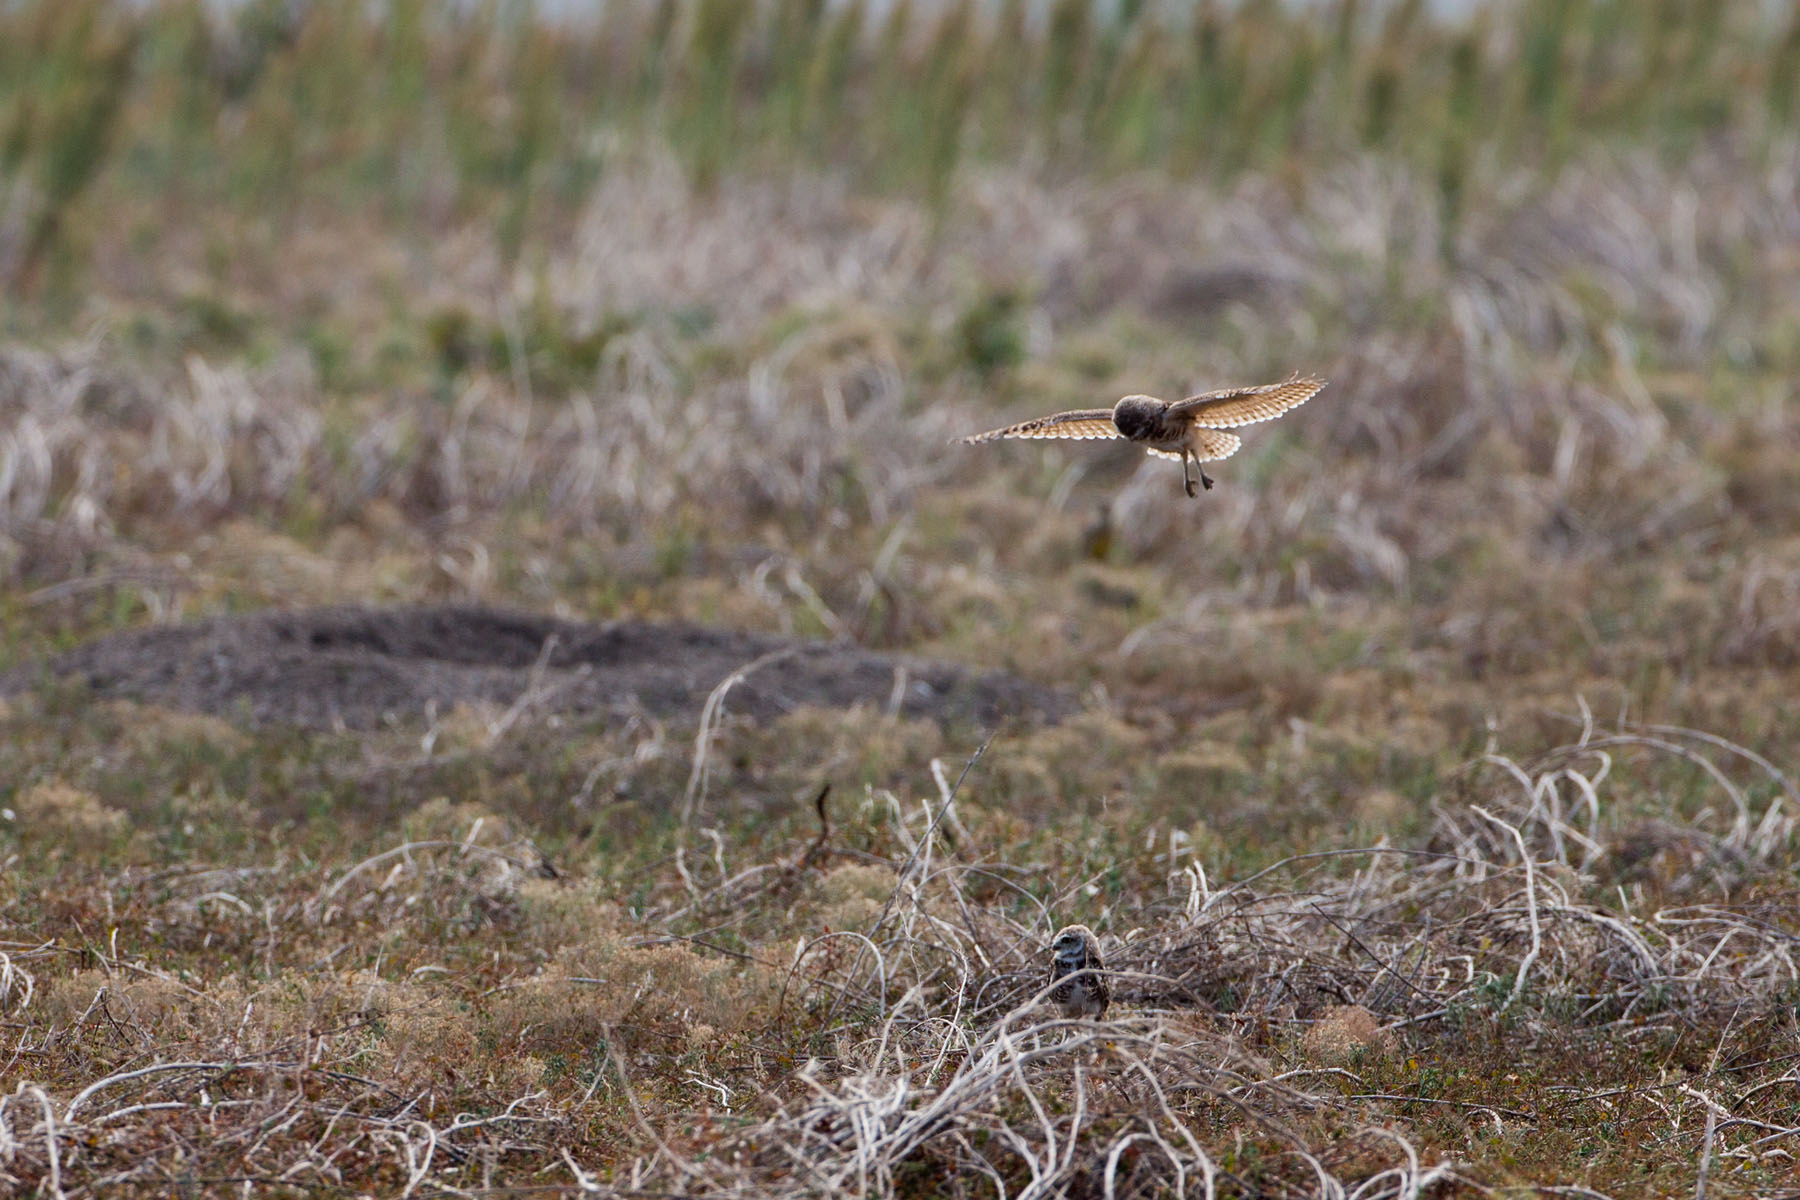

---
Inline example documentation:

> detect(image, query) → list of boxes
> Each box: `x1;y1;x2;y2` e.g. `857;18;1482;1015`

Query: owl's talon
1201;471;1214;491
1184;476;1197;498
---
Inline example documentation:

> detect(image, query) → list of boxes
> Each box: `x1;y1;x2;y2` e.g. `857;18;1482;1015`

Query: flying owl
1046;924;1110;1019
961;376;1326;497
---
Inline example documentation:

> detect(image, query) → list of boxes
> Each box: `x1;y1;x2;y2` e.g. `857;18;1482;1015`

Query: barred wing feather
1171;377;1325;428
960;410;1119;443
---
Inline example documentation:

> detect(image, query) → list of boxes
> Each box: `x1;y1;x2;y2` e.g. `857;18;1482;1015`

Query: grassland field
2;0;1800;1195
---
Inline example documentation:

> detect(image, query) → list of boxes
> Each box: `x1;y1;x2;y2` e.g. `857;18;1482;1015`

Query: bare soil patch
4;604;1068;730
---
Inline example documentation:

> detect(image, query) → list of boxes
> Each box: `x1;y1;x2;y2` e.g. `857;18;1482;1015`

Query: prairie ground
3;2;1800;1196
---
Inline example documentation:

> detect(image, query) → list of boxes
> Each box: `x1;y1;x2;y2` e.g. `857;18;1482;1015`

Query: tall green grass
1;0;137;294
0;0;1794;294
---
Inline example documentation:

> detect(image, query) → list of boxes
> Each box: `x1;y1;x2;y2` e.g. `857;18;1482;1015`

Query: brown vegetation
2;1;1799;1195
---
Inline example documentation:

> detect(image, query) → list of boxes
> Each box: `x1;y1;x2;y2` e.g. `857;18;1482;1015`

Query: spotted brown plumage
1046;924;1110;1019
960;376;1325;497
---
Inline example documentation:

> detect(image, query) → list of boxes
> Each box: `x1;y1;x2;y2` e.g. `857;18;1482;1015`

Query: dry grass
4;144;1795;645
3;1;1800;1195
1;719;1798;1195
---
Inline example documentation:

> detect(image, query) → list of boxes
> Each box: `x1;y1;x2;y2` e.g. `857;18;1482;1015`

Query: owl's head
1110;394;1166;440
1051;924;1097;967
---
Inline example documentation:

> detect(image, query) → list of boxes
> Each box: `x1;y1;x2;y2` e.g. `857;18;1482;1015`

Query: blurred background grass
1;0;1796;305
2;0;1797;812
3;0;1798;827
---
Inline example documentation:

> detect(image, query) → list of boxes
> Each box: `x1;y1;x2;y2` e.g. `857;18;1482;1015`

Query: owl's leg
1181;452;1215;496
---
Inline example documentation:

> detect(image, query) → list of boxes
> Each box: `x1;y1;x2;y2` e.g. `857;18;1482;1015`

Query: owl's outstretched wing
1169;376;1326;428
1145;428;1242;463
960;409;1118;444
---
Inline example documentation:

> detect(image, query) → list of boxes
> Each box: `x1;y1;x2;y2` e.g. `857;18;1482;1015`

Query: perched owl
962;376;1326;497
1046;924;1110;1019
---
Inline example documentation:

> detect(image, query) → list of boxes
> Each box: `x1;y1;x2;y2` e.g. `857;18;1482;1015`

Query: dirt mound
4;605;1067;731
